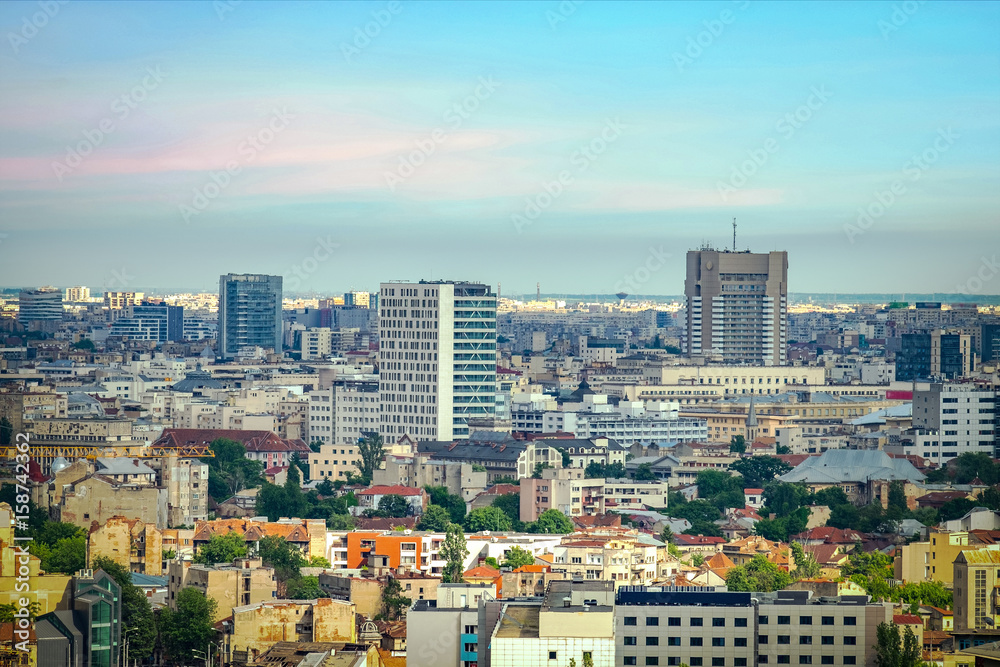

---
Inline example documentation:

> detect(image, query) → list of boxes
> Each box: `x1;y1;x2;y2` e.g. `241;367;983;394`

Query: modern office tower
107;302;184;342
899;330;974;381
378;280;497;441
983;322;1000;364
218;274;283;357
18;287;64;330
684;248;788;365
912;382;998;458
104;291;144;311
64;286;91;302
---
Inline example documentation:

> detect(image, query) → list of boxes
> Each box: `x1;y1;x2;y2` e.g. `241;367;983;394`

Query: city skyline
1;1;998;294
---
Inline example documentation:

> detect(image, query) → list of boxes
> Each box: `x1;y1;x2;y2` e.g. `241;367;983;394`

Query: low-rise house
230;598;357;663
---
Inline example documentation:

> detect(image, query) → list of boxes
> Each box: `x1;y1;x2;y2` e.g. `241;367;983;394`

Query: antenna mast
732;217;737;252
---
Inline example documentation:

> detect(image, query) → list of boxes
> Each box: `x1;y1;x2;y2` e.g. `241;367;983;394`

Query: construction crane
0;444;214;460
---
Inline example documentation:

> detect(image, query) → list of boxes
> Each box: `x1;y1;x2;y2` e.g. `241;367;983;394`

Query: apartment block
218;273;283;358
230;597;356;661
167;557;277;621
911;382;998;459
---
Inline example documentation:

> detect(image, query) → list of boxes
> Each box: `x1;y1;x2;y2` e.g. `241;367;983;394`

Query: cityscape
2;3;1000;667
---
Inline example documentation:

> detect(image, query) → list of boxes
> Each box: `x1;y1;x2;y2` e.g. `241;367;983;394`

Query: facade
910;382;997;459
954;547;1000;633
104;291;142;310
307;380;378;448
154;455;210;526
107;303;184;342
218;273;283;357
49;459;168;529
64;286;91;302
408;583;496;667
229;598;356;661
417;432;562;482
684;249;789;366
36;569;123;667
378;280;497;441
18;287;64;328
88;516;163;575
167;557;277;621
899;330;975;381
373;454;487;502
520;468;605;521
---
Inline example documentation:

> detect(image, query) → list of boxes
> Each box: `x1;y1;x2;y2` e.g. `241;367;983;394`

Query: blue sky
0;0;998;296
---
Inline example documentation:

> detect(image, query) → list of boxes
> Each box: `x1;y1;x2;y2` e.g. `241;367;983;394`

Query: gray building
18;287;64;330
107;302;184;342
35;569;123;667
218;273;282;357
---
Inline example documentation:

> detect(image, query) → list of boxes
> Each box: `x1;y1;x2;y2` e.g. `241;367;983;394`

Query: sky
0;0;998;297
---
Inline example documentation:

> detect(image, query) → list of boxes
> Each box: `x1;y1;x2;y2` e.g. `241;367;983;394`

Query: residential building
899;330;975;381
551;533;663;586
603;478;671;512
230;597;356;662
88;516;164;575
153;455;210;526
107;302;184;342
104;291;143;311
373;454;487;502
910;382;998;459
48;459;167;529
355;484;428;516
520;468;604;521
778;449;925;504
64;286;91;302
192;517;327;559
408;583;497;667
378;280;497;441
152;428;311;469
218;273;283;357
417;431;562;481
683;248;789;365
166;557;277;621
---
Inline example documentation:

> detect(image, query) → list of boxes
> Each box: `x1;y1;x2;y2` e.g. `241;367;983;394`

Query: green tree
441;524;469;583
377;494;412;518
203;438;265;502
584;461;605;478
92;556;155;660
775;444;791;455
355;432;386;483
309;440;324;453
327;514;356;530
425;485;467;524
316;478;336;496
812;486;850;509
491;494;521;526
158;588;217;664
256;481;288;522
502;545;536;569
691;554;705;567
41;535;86;574
729;434;746;454
308;555;331;567
790;542;822;580
193;531;248;565
633;463;657;481
528;509;574;534
286;575;329;600
380;576;412;620
416;504;452;531
762;482;811;516
484;556;500;569
725;554;792;592
466;507;513;532
874;621;923;667
0;416;12;446
754;507;811;542
556;447;571;468
729;456;793;489
472;464;487;472
696;469;740;498
952;451;1000;485
660;526;674;544
532;462;552;478
72;338;95;350
256;535;307;584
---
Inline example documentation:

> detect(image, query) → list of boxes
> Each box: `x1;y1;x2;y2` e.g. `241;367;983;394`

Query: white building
904;382;997;460
379;280;497;441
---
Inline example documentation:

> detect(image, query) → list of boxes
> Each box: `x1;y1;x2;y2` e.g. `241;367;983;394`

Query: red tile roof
893;614;923;625
793;526;863;543
743;489;764;495
464;565;501;579
674;535;726;546
153;428;310;453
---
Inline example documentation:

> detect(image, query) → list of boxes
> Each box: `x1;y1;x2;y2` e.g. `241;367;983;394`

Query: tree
416;504;452;531
309;440;324;453
754;507;810;543
466;507;513;532
502;545;536;569
158;588;217;664
633;463;657;481
380;576;412;620
952;451;1000;485
256;535;307;584
729;435;746;454
556;447;571;468
286;575;328;600
203;438;265;502
762;482;811;516
874;621;923;667
355;432;386;483
441;524;469;583
528;509;574;534
790;542;822;580
696;469;741;499
775;444;791;455
491;494;521;527
72;338;95;350
308;555;331;567
729;456;793;489
725;554;792;592
92;556;155;660
316;478;336;496
812;486;850;509
532;462;552;478
660;526;674;544
425;486;467;524
377;494;412;518
691;554;705;567
193;531;247;565
37;535;86;574
256;482;288;521
0;416;12;446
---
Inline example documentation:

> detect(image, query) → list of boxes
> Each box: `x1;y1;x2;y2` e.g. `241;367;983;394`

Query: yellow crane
0;445;214;460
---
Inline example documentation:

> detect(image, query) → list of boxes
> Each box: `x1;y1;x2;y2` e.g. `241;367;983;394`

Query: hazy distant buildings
64;286;90;302
104;291;143;311
684;248;788;366
379;280;497;441
18;287;63;331
108;302;184;342
218;274;282;358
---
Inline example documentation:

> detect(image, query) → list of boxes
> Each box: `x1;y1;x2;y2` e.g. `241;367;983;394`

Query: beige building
153;455;209;527
0;502;73;615
894;531;979;585
0;389;67;435
551;534;663;587
48;459;167;529
230;597;357;661
520;467;604;522
26;418;135;474
88;516;164;575
167;557;277;622
373;453;487;502
954;546;1000;631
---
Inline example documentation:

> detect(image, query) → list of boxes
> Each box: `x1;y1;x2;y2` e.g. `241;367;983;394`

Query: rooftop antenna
536;282;541;301
732;217;737;252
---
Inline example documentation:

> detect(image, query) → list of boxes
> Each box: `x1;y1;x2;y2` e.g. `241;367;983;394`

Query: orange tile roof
893;614;923;625
464;565;501;579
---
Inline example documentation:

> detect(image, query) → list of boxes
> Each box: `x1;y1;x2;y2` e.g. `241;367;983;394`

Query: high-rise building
107;302;184;342
18;287;64;330
898;330;974;381
983;322;1000;364
64;286;90;302
684;248;788;365
218;274;283;357
104;291;144;310
378;280;497;441
344;291;370;307
910;382;998;459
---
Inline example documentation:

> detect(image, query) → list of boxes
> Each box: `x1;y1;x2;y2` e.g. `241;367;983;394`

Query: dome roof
50;457;70;473
172;363;224;392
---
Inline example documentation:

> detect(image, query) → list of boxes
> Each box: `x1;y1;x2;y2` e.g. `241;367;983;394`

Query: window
735;660;747;667
669;617;681;626
735;637;748;647
844;617;856;626
691;637;704;646
821;616;834;626
800;616;813;625
691;617;704;626
822;636;834;645
759;636;769;644
844;637;856;645
624;616;637;626
843;658;857;665
759;658;768;665
760;615;769;625
821;658;835;665
624;637;637;646
778;658;790;665
778;615;790;625
646;659;659;666
735;617;748;627
799;658;812;665
800;636;813;645
668;659;681;666
624;659;636;666
647;617;659;626
712;638;726;647
713;617;726;627
646;637;659;646
668;637;681;646
549;652;557;660
778;636;791;645
691;660;703;667
712;660;725;667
